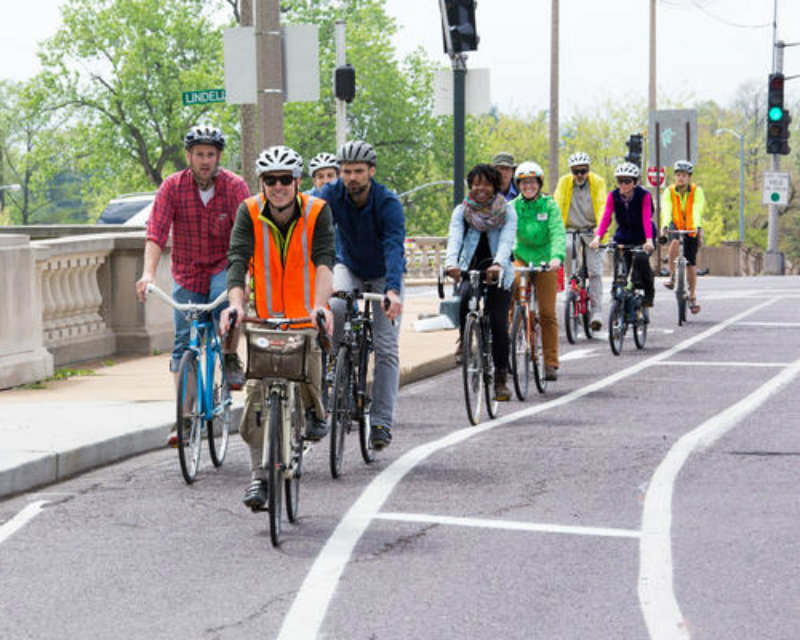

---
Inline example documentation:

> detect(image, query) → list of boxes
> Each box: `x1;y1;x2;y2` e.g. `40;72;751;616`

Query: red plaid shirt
147;168;251;294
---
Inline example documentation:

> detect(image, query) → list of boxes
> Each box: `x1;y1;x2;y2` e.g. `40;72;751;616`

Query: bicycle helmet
184;124;225;150
673;159;694;174
255;145;304;178
514;161;545;187
308;152;339;177
614;162;641;179
568;152;591;167
337;140;377;166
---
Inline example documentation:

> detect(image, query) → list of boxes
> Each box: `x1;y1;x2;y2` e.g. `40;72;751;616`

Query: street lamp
714;129;745;243
0;184;21;192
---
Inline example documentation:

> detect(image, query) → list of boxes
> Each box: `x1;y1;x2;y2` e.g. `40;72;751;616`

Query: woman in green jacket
512;162;567;381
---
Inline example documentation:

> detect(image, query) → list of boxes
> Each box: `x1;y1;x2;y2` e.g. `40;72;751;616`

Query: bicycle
439;261;499;426
605;243;650;356
145;283;233;484
564;228;597;343
241;312;327;547
661;229;694;326
327;289;388;478
510;262;550;400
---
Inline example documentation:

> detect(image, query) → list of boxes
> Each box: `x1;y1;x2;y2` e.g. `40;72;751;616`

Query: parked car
95;192;156;225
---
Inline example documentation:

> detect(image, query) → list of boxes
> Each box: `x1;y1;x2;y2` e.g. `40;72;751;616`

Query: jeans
330;264;402;429
170;269;229;372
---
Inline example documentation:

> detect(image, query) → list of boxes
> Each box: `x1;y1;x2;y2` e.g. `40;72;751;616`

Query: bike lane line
0;501;49;546
278;297;778;640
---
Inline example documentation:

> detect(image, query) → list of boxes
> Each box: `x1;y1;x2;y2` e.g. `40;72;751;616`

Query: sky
1;0;799;118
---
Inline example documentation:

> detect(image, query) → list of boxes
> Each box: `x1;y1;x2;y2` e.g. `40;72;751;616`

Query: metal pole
335;20;347;151
256;0;284;149
765;21;784;274
649;0;656;114
548;0;559;195
738;134;745;243
452;54;466;207
240;0;257;191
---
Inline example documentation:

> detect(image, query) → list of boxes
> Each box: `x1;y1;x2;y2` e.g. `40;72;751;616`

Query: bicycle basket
246;327;310;382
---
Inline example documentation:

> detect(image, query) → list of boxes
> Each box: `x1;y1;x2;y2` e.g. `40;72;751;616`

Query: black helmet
337;140;377;166
184;125;225;151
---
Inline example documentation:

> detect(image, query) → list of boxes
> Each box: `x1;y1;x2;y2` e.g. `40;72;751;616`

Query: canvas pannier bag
245;327;310;382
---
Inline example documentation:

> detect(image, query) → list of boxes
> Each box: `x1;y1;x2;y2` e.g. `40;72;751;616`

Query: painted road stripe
655;361;790;368
277;297;779;640
0;501;48;545
375;512;641;539
638;354;800;640
736;321;800;327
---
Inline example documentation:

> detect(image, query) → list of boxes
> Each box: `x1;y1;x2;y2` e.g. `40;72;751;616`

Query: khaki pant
513;261;560;369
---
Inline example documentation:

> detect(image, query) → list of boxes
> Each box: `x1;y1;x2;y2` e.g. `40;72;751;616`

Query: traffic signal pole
765;39;785;274
452;54;466;206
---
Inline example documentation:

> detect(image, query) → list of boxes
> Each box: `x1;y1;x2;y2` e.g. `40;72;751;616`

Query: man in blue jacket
321;140;405;450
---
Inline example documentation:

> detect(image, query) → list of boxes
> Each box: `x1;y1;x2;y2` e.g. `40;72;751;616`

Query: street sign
648;109;698;168
432;68;491;116
647;166;665;187
761;171;791;205
182;89;226;106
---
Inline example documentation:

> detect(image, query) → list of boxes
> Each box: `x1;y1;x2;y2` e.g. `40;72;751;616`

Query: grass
19;366;97;390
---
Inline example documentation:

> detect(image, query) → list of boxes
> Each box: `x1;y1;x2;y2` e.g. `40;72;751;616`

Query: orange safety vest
669;184;697;237
245;192;324;326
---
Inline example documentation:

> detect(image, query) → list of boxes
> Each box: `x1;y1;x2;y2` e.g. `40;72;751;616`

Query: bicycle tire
320;350;334;417
267;389;283;547
582;288;595;339
634;302;648;350
510;305;530;401
285;385;303;523
207;349;231;468
329;347;351;478
357;334;375;464
531;312;547;394
462;313;483;425
176;351;202;484
564;291;579;344
483;318;499;419
608;299;625;356
676;260;687;326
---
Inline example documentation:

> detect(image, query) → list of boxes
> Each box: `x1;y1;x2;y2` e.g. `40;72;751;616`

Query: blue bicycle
146;283;233;484
604;244;650;356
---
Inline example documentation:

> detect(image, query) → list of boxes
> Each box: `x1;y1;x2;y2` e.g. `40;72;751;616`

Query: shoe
590;316;602;331
371;425;392;450
243;479;267;510
663;275;675;290
224;353;245;391
643;296;654;308
689;298;701;314
166;429;178;447
454;338;463;365
494;369;511;401
544;366;558;382
304;409;329;441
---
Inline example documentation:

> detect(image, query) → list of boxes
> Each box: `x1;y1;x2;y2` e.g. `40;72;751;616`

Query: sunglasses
571;168;588;176
617;178;634;185
263;174;294;186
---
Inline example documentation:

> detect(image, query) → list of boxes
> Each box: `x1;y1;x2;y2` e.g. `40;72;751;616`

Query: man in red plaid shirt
136;126;250;440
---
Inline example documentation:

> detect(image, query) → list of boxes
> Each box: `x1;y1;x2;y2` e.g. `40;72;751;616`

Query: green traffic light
768;106;784;122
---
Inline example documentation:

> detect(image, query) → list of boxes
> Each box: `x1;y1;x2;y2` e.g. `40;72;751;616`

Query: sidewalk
0;290;457;500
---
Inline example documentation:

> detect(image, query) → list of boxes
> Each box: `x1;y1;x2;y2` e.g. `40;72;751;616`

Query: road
1;277;799;639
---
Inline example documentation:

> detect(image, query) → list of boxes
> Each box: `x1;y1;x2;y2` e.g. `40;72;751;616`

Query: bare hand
135;275;154;303
220;303;244;335
445;266;461;282
384;290;403;322
589;236;600;251
313;306;333;336
486;263;502;284
548;258;561;271
644;240;655;254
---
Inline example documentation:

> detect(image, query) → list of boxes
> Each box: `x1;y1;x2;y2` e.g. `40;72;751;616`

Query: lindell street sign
647;166;665;187
182;89;226;106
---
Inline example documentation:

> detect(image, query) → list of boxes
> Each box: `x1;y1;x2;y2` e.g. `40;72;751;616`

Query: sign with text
761;171;791;206
647;166;665;187
182;89;226;106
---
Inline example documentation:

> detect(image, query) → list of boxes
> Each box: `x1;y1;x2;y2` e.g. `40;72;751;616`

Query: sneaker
243;479;268;510
493;369;511;401
544;366;558;382
224;353;245;391
304;408;329;441
590;316;602;331
166;429;179;448
663;275;675;290
371;424;392;450
689;298;701;314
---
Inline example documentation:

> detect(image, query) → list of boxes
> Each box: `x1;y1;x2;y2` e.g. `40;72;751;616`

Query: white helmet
308;152;339;177
568;152;591;167
255;145;303;178
337;140;377;166
673;159;694;174
614;162;640;179
514;161;545;187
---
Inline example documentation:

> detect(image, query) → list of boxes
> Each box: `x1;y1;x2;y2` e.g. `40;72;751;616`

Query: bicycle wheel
329;346;351;478
267;390;283;547
676;261;687;326
564;291;579;344
462;313;483;425
483;321;499;419
320;350;335;417
510;305;530;401
582;288;595;339
634;302;648;350
357;336;375;464
176;351;202;484
285;385;303;523
207;350;231;468
531;312;547;394
608;299;625;356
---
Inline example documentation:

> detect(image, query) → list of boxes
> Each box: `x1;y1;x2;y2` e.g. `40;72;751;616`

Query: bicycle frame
568;229;594;315
512;262;549;396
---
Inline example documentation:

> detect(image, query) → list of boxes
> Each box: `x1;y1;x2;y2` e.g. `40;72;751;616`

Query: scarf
462;193;507;232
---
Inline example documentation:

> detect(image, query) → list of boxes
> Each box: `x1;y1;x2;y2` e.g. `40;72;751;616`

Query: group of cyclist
445;151;705;403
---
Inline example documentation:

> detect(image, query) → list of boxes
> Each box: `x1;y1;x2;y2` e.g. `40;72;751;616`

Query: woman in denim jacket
444;163;517;401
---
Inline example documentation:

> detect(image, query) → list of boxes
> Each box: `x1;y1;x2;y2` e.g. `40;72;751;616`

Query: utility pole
335;20;348;151
452;54;466;206
548;0;559;195
649;0;656;114
256;0;284;149
765;0;785;275
239;0;257;191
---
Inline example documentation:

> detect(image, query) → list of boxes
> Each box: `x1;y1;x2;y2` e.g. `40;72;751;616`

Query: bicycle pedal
250;505;269;513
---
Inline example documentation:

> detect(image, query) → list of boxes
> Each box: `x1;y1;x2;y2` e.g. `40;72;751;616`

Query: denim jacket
444;202;517;290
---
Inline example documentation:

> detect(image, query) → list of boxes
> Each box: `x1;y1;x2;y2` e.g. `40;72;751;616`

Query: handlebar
601;242;649;254
242;311;331;353
144;283;228;313
330;290;390;311
513;262;550;274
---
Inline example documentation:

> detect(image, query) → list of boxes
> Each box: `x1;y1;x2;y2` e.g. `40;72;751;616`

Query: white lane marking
0;501;48;545
375;512;641;539
655;361;790;368
638;354;800;640
278;296;779;640
736;321;800;328
560;348;599;361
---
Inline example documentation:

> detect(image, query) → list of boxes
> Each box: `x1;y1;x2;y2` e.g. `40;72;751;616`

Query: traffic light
441;0;479;54
625;133;644;168
334;64;356;103
766;73;791;155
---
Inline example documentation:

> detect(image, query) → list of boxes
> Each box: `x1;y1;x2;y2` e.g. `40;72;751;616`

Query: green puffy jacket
512;194;567;265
